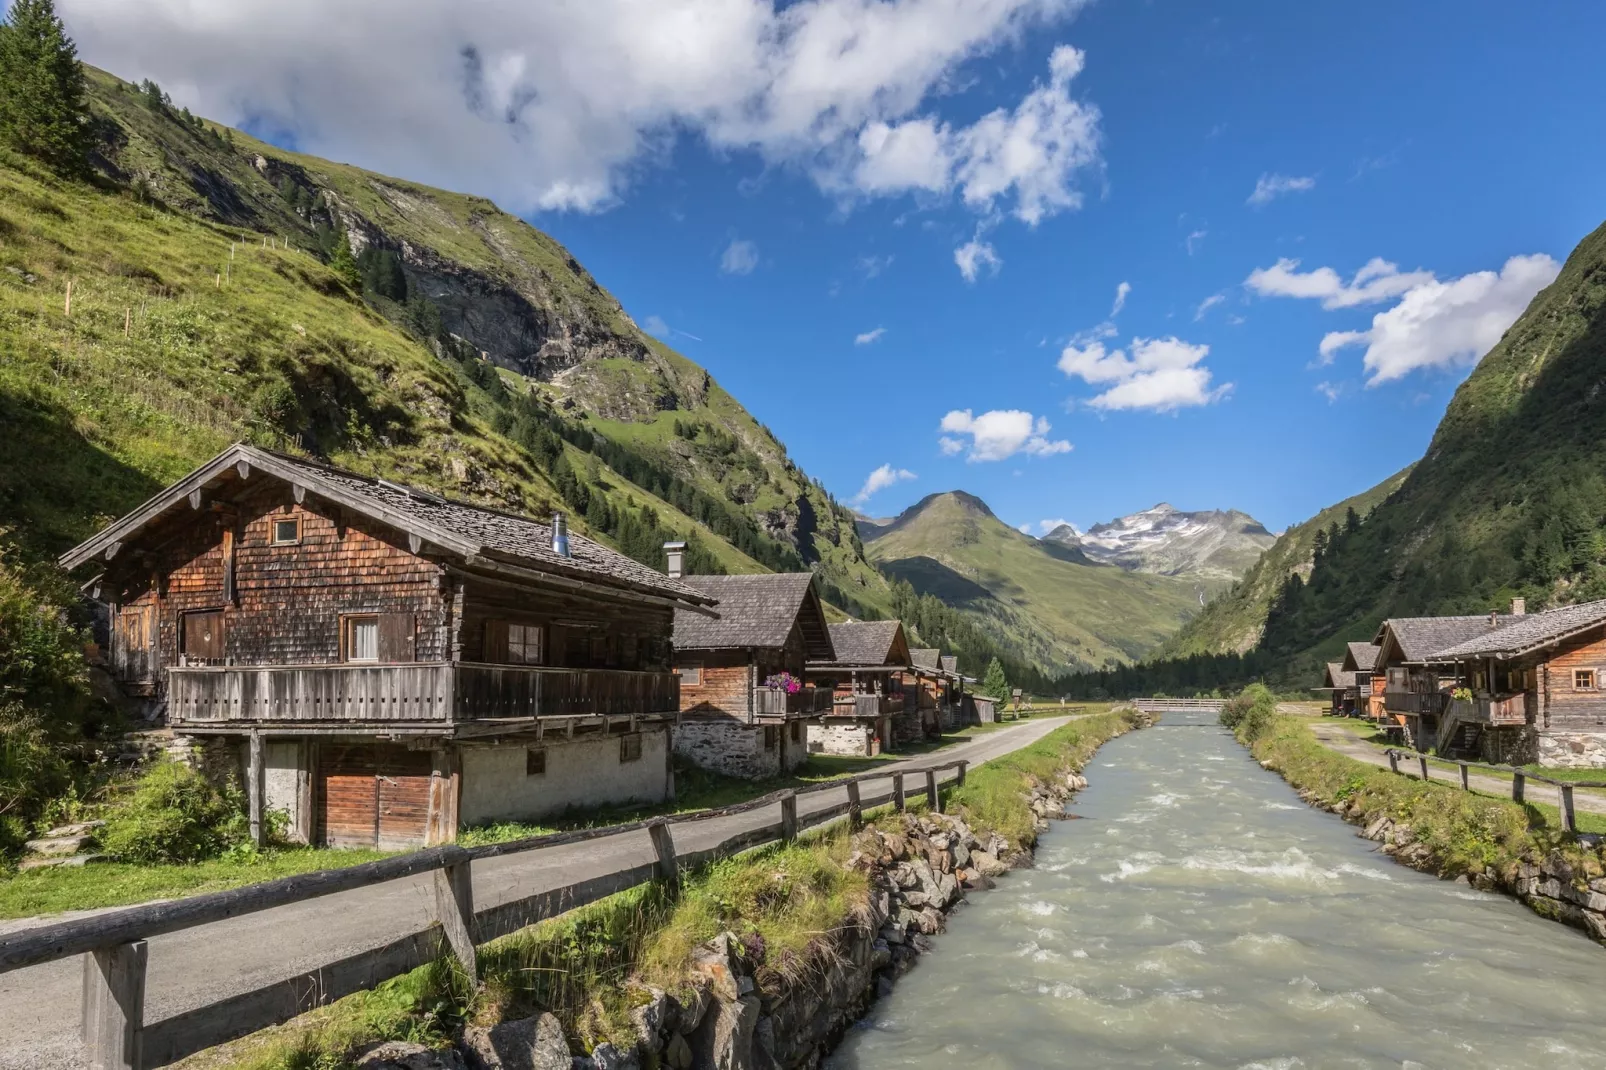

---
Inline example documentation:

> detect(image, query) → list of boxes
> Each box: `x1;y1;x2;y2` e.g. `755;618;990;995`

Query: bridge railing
1381;748;1606;834
1131;697;1226;712
0;759;970;1070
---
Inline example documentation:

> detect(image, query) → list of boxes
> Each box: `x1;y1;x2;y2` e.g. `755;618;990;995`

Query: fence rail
1131;698;1226;712
0;758;971;1070
1381;748;1606;834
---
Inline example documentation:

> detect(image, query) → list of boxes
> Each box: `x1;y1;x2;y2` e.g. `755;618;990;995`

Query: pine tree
328;228;361;288
0;0;92;174
980;657;1009;700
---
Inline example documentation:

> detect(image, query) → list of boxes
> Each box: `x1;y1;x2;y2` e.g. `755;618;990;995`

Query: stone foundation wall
674;720;780;779
1537;730;1606;769
808;721;874;757
1482;725;1538;766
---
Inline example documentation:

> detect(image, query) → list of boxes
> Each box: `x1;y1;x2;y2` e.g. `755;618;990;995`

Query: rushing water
828;713;1606;1069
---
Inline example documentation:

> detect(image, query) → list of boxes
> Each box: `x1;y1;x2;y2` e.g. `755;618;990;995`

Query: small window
509;624;544;666
343;615;379;662
271;518;301;545
763;726;779;750
679;661;703;687
789;720;802;743
619;734;643;763
1576;670;1597;691
526;748;547;777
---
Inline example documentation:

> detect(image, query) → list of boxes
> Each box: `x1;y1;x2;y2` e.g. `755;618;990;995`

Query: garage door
317;744;434;849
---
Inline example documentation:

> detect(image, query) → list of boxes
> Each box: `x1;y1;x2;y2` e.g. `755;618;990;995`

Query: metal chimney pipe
663;541;686;579
551;513;570;558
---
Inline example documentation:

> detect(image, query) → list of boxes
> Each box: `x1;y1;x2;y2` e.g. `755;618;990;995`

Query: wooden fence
1382;748;1606;833
1131;698;1226;713
0;760;969;1070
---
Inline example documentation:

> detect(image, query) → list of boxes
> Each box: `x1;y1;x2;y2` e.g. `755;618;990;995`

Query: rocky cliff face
1043;503;1275;583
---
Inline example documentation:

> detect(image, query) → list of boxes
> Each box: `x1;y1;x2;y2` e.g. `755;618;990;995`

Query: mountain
0;68;888;617
864;491;1204;673
1156;468;1413;657
1251;216;1606;680
1041;503;1275;584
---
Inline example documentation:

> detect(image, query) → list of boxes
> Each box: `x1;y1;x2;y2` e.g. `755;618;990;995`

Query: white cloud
1247;172;1315;207
1110;281;1131;317
954;237;1002;282
1317;254;1560;384
1194;293;1225;321
854;326;887;345
1316;381;1341;402
856;254;895;278
1185;228;1207;255
1036;517;1077;535
1057;336;1230;412
937;409;1071;462
65;0;1100;217
1245;257;1434;309
720;239;759;275
642;314;671;338
851;463;917;506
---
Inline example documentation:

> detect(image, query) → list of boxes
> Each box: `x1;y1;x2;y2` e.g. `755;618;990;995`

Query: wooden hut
61;444;716;848
1373;614;1505;748
805;621;912;756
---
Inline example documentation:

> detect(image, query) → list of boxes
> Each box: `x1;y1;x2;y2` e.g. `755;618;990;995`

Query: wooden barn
1319;662;1357;716
1432;599;1606;767
1342;641;1381;719
1373;614;1505;750
61;444;717;848
898;648;954;743
805;621;912;756
669;566;836;778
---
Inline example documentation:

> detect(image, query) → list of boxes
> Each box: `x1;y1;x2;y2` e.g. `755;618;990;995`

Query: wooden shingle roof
1375;616;1507;665
59;443;717;611
1343;642;1380;673
817;620;910;668
1324;662;1357;689
1432;600;1606;660
910;647;942;671
672;573;833;658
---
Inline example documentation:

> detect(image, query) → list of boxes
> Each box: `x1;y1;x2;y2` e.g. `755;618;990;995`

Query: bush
1220;683;1277;743
99;759;247;863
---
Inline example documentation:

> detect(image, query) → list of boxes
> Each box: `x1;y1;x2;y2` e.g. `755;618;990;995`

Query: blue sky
64;0;1606;533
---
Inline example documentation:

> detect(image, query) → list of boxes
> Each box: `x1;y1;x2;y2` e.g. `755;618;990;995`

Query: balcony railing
1446;692;1533;728
1384;691;1447;717
830;693;906;718
169;662;679;726
753;687;836;717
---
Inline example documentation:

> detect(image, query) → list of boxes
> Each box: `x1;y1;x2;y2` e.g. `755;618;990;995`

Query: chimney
1511;597;1526;617
663;541;686;579
1488;610;1497;626
551;513;571;558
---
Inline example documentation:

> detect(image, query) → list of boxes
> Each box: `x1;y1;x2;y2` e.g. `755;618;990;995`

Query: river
827;712;1606;1069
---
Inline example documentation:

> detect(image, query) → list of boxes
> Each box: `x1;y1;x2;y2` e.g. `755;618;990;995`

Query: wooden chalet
1430;598;1606;767
1342;641;1381;719
61;444;718;849
896;648;948;744
1318;662;1357;716
669;566;835;779
1373;613;1506;748
805;620;912;756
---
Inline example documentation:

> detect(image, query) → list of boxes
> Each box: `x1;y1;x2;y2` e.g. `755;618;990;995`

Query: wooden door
316;743;433;848
181;609;226;663
112;606;155;685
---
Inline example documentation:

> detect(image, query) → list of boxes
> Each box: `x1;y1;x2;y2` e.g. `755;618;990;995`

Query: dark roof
940;655;958;674
672;574;832;657
59;444;716;609
1433;600;1606;660
910;648;941;671
819;621;907;667
1376;616;1508;664
1324;662;1357;689
1344;642;1379;673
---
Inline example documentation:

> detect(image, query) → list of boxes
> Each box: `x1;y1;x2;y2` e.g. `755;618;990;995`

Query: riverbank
188;709;1148;1070
1238;712;1606;945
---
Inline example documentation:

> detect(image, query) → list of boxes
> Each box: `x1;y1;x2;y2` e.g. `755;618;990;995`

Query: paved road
1307;720;1606;816
0;716;1080;1070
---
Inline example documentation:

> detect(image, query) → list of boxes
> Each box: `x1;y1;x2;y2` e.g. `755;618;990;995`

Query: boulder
629;988;670;1053
970;850;1009;878
689;934;744;1002
664;1033;693;1070
588;1043;638;1070
356;1041;468;1070
697;994;760;1070
460;1013;572;1070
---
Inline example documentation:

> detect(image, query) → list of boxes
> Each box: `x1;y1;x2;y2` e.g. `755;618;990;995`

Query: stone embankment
348;753;1110;1070
1286;778;1606;944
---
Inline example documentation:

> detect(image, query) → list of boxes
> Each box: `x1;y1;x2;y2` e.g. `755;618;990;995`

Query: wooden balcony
830;693;906;718
1384;691;1446;717
1446;691;1534;728
753;687;836;717
169;662;679;727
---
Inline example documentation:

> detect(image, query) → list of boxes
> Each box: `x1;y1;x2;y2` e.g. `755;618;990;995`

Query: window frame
507;622;545;666
1575;669;1597;692
342;614;381;663
763;725;779;751
619;734;643;763
270;517;302;546
526;747;547;777
678;661;703;687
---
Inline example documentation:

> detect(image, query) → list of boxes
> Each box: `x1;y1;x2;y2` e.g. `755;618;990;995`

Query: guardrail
0;759;970;1070
1382;748;1606;834
1131;698;1226;712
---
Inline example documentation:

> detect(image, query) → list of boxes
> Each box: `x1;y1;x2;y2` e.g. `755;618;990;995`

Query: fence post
648;818;678;886
1459;763;1469;791
893;772;906;812
780;790;799;842
957;760;968;787
925;769;941;813
432;858;477;986
1387;750;1399;775
247;729;264;848
82;940;146;1070
846;779;862;830
1512;772;1526;805
1418;755;1429;782
1561;785;1577;834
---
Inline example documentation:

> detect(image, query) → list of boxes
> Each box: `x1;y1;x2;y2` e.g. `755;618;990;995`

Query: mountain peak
1073;503;1276;581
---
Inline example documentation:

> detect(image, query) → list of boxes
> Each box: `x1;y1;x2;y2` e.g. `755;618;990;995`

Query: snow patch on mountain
1041;503;1274;581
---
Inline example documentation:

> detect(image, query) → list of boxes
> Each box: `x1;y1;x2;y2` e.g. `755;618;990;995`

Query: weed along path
0;715;1079;1070
829;710;1606;1069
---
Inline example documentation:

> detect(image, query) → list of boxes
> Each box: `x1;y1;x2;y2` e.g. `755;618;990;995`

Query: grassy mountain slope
863;491;1203;672
1255;217;1606;680
1157;467;1412;658
0;67;887;616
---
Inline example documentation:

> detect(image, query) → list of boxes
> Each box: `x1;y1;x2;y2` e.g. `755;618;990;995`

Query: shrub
99;759;247;863
1220;683;1277;743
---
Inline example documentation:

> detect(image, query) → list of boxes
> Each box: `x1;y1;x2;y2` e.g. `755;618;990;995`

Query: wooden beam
892;772;905;812
1512;771;1526;804
105;541;121;562
188;489;203;511
247;730;264;848
82;940;146;1070
292;484;307;505
235;460;251;480
956;760;968;787
408;533;423;555
432;860;477;985
845;779;862;830
925;769;940;813
647;819;678;885
780;790;798;841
